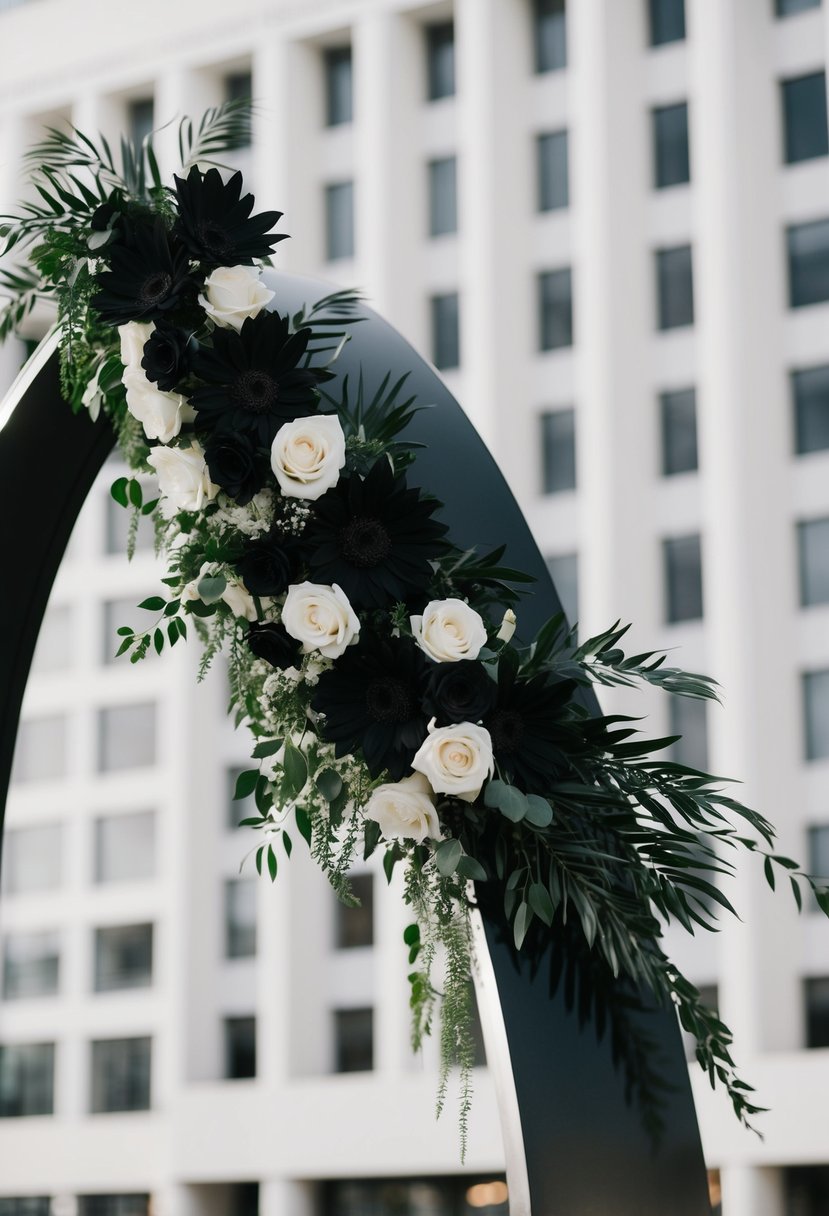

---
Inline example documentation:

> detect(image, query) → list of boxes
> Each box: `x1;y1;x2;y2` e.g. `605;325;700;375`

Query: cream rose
221;579;258;621
411;598;488;663
118;320;154;369
281;581;360;659
123;367;184;444
270;415;347;500
146;440;219;512
364;772;441;844
198;265;275;332
411;721;494;803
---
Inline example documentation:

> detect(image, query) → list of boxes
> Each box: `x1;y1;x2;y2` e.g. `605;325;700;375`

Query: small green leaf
251;738;283;759
153;628;164;655
197;574;227;604
283;741;308;798
524;794;553;827
138;596;165;612
315;768;343;802
383;842;403;884
456;854;487;882
764;855;775;891
403;923;420;947
116;626;134;637
234;769;259;800
115;638;133;658
255;845;264;876
283;832;293;858
267;843;278;881
141;497;159;516
528;881;554;925
295;806;313;846
110;477;129;507
128;478;143;508
513;901;533;950
483;779;528;822
435;837;462;877
363;817;381;859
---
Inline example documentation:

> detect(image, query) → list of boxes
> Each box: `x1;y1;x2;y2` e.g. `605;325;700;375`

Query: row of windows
2;811;154;895
0;1037;150;1116
2;924;153;1000
9;703;157;785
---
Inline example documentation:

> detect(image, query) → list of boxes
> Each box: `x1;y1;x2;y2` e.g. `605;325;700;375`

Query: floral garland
2;105;827;1156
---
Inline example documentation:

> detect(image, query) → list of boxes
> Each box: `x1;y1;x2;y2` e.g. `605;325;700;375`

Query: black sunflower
189;311;328;446
484;663;582;792
311;636;430;780
173;166;287;268
305;460;449;610
92;218;193;326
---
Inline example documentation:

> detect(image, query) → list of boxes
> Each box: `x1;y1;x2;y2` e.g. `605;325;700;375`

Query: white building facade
0;1;828;1214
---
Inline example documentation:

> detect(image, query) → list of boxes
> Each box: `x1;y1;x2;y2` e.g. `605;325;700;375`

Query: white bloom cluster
211;490;276;538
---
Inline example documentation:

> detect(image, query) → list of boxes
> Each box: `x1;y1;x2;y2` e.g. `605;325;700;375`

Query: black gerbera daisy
189;310;329;446
305;460;449;610
92;218;193;326
484;663;582;792
173;166;287;268
311;636;430;780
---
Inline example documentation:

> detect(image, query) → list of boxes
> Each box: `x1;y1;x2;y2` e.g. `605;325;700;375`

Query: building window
77;1199;150;1216
334;1008;373;1072
793;365;829;454
94;811;155;884
537;131;569;211
545;553;578;626
798;517;829;606
656;245;694;330
31;604;72;674
224;71;252;147
669;695;708;769
11;714;67;784
805;977;829;1047
226;765;257;831
803;669;829;760
648;0;686;45
225;878;257;958
105;493;154;554
325;181;355;261
335;873;374;949
426;22;455;101
776;0;822;12
0;1043;55;1117
90;1037;151;1113
98;703;156;772
428;157;457;237
538;268;573;350
652;102;690;188
0;1201;52;1216
94;924;153;993
324;46;353;126
102;596;156;665
224;1016;257;1079
324;1179;509;1213
533;0;566;73
660;387;698;475
1;824;62;896
785;1168;829;1216
2;931;60;1000
127;98;153;148
663;534;703;623
782;72;828;164
787;219;829;308
430;292;460;370
540;409;576;494
808;825;829;911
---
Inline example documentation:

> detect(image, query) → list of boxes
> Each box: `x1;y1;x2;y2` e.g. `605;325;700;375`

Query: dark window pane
0;1043;54;1117
227;1186;258;1216
808;825;829;912
90;1037;151;1113
653;103;690;188
663;533;703;622
537;131;569;211
335;874;374;949
533;0;567;73
324;47;353;126
1;824;62;896
540;409;576;493
226;765;256;831
777;0;821;11
669;695;708;769
325;181;354;261
98;703;156;772
798;517;829;606
803;669;829;760
128;98;153;148
224;72;252;148
224;1016;256;1079
431;293;460;370
77;1198;150;1216
538;268;573;350
805;978;829;1047
785;1167;829;1216
648;0;686;45
225;878;257;958
656;245;694;329
783;73;829;164
793;365;829;454
334;1008;373;1073
426;22;455;101
324;1177;509;1215
661;387;698;474
545;553;578;626
94;924;153;992
428;157;457;237
0;1201;52;1216
788;219;829;308
2;931;60;1000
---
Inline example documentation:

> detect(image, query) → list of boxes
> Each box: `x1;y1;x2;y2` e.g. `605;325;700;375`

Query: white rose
411;598;489;663
281;581;360;660
222;579;258;621
271;415;347;500
146;440;219;512
118;320;154;369
411;721;494;803
198;265;275;332
364;772;441;844
496;608;517;643
123;367;184;444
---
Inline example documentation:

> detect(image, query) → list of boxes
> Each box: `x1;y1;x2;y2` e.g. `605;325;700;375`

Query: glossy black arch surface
0;275;711;1216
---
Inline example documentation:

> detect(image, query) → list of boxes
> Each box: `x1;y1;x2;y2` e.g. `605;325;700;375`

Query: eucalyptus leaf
197;573;227;604
435;837;462;877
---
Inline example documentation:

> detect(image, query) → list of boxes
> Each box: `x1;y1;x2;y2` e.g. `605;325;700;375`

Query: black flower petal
235;536;295;597
423;660;498;727
92;218;194;325
173;166;287;268
203;430;268;505
484;663;581;791
247;620;302;670
141;321;194;391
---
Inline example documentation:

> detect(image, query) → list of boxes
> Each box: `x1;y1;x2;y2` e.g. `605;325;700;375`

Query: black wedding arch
0;274;712;1216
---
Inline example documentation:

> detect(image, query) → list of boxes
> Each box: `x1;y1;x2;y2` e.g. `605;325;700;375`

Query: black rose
422;660;498;726
203;431;265;506
141;322;194;391
235;537;294;597
247;621;302;670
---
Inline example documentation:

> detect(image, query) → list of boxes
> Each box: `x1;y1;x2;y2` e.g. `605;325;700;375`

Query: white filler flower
146;440;219;512
411;598;488;663
271;415;347;500
198;265;275;332
281;581;360;660
411;721;494;803
364;772;441;844
123;367;185;444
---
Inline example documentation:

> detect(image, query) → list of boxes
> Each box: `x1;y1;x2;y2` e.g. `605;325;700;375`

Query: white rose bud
123;367;184;444
221;579;258;621
146;440;220;512
411;598;488;663
364;772;441;844
496;608;517;643
271;415;347;500
118;320;154;370
281;581;360;660
198;265;275;332
411;721;494;803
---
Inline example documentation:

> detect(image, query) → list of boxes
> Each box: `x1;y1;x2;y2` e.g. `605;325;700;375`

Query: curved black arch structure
0;275;712;1216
